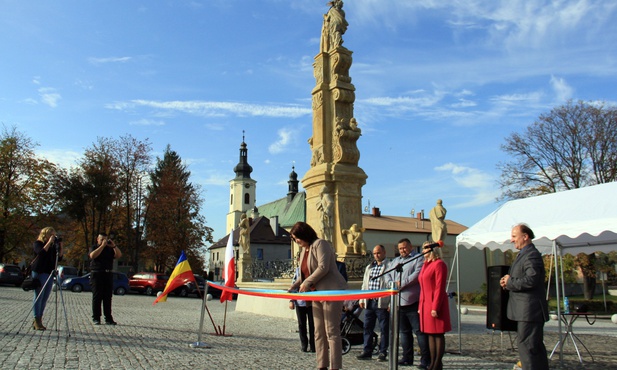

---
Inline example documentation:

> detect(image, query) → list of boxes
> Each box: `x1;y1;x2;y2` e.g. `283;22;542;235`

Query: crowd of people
287;221;547;370
287;220;452;370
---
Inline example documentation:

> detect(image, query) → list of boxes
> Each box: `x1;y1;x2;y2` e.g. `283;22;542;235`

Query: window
230;194;233;205
257;248;263;260
244;193;250;204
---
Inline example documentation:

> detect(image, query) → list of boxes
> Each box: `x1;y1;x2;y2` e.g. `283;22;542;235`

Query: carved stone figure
316;185;334;241
320;0;348;53
429;199;448;242
342;223;366;255
238;213;250;254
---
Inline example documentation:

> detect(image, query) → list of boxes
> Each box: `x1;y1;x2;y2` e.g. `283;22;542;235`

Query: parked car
61;272;129;295
0;263;24;287
206;280;238;300
129;272;169;296
56;265;79;283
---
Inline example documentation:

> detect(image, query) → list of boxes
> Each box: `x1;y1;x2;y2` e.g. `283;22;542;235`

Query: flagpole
189;286;212;348
223;300;228;336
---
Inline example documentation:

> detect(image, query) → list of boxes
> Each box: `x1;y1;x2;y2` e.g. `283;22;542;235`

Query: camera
54;235;63;243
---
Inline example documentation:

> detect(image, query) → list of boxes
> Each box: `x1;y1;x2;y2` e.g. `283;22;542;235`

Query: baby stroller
340;300;378;355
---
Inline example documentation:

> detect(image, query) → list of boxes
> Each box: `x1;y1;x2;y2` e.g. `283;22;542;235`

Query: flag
153;250;195;305
220;229;235;303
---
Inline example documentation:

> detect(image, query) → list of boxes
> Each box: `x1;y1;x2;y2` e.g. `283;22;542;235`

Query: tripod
18;242;71;337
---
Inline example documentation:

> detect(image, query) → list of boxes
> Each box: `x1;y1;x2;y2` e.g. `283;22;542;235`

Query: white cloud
38;87;61;108
88;56;132;65
434;162;499;208
38;149;81;169
129;118;165;126
110;99;311;119
268;127;294;154
550;75;574;103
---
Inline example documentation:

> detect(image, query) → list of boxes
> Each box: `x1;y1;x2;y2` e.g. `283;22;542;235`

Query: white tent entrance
453;182;617;359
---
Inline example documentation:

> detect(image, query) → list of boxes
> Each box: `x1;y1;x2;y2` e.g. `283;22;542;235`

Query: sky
2;0;616;244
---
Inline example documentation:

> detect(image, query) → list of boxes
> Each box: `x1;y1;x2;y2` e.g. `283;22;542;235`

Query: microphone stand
372;245;438;370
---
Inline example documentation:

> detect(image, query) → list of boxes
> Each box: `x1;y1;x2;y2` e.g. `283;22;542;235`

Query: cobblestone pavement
1;286;615;369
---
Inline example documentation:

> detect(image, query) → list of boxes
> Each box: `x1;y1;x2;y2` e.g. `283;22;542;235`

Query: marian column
302;0;367;257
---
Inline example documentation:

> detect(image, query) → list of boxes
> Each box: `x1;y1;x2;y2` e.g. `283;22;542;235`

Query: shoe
398;360;412;366
105;320;117;325
32;318;46;330
357;352;372;360
377;353;387;362
93;319;101;325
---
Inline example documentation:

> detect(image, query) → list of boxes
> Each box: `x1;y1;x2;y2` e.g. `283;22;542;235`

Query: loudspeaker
486;265;517;331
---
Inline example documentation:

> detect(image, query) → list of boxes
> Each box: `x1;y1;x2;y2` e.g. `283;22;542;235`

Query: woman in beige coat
290;222;348;370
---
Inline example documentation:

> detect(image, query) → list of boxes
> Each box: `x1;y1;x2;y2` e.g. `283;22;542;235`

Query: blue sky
2;0;616;244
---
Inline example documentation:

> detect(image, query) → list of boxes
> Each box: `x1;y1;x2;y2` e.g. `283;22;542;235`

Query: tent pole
455;243;462;354
553;241;563;364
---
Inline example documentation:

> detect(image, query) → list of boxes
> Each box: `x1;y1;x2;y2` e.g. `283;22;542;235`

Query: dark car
206;280;237;300
56;265;79;283
129;272;169;296
0;263;24;287
61;272;129;295
185;275;206;298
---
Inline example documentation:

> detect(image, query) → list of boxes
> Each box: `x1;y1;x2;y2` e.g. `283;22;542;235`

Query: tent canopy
456;182;617;255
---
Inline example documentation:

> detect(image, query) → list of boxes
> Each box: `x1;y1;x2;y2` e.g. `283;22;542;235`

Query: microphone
424;240;444;249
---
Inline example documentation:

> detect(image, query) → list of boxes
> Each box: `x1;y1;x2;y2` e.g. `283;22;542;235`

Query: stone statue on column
317;185;334;242
429;199;447;242
238;213;250;254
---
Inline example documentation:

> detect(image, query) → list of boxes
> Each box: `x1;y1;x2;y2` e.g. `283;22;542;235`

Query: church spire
233;130;253;179
287;163;299;202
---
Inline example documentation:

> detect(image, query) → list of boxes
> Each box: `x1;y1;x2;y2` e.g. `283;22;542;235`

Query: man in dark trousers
391;238;429;368
357;244;391;362
89;232;122;325
500;224;549;370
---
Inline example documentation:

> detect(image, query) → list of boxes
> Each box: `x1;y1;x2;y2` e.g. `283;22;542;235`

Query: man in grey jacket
500;224;549;370
357;244;391;362
391;238;429;368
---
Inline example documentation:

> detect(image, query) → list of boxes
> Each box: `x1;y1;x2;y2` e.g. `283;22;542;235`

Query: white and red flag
220;228;235;303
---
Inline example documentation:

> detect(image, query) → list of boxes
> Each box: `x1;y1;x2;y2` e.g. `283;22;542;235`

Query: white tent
453;181;617;354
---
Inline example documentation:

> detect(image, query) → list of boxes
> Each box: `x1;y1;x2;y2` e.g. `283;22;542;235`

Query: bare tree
498;100;617;299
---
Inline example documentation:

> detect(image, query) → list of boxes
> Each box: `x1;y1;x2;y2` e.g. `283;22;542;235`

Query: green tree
143;145;212;273
57;137;121;266
0;126;60;262
498;100;617;299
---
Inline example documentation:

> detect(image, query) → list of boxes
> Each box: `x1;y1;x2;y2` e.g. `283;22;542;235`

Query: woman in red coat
418;241;452;370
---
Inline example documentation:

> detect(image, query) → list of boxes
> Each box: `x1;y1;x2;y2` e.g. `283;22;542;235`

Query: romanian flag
220;229;235;303
153;251;195;305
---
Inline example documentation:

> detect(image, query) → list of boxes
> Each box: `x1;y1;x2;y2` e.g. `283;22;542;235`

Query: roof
209;215;291;250
362;214;467;235
456;181;617;255
257;192;306;228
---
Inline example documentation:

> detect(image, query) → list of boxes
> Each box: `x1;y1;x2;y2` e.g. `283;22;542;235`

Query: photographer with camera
89;232;122;325
31;226;63;330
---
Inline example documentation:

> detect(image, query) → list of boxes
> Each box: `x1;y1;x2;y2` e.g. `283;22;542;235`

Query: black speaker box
486;265;517;331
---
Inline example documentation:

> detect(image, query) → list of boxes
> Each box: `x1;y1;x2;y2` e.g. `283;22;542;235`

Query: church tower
227;133;256;234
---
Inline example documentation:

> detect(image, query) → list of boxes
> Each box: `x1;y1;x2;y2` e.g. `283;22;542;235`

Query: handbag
21;256;41;291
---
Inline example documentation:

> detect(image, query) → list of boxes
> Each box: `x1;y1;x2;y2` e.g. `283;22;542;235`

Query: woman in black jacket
32;226;62;330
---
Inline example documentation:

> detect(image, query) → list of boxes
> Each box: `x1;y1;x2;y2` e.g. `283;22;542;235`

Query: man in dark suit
500;224;549;370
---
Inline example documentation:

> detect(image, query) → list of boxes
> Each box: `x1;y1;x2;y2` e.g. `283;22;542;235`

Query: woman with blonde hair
32;226;63;330
418;240;451;370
